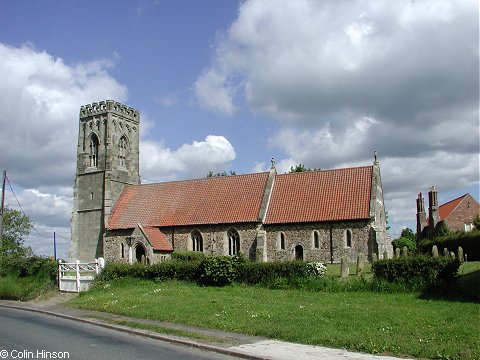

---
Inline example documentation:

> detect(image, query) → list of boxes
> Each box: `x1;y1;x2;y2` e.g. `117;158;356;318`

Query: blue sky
0;0;478;259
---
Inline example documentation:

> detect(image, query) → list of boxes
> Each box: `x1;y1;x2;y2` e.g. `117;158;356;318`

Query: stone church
70;100;392;264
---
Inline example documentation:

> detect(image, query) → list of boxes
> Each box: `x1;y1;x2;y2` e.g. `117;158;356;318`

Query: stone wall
264;221;371;263
104;220;377;264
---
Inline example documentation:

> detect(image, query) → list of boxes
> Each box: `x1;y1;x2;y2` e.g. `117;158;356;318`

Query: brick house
416;187;480;240
70;101;391;264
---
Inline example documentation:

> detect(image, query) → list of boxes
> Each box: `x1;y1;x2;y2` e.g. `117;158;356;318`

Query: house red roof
264;166;373;224
109;172;270;229
141;226;173;251
109;165;374;230
438;195;467;221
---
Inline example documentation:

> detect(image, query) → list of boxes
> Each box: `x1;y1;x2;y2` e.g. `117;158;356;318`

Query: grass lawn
68;262;480;360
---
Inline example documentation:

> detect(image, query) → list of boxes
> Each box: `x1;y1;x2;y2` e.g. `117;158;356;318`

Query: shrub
96;261;201;283
372;255;460;290
392;236;417;252
236;260;310;285
197;256;243;286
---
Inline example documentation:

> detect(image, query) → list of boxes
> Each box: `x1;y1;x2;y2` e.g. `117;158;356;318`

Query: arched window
313;231;320;249
279;232;286;250
191;230;203;252
118;135;128;167
89;134;99;168
346;229;353;248
227;228;240;256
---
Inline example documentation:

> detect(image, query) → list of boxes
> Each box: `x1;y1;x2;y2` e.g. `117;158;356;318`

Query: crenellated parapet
80;100;139;121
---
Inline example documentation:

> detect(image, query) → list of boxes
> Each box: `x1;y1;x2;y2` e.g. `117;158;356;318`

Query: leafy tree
1;207;34;257
400;227;416;241
287;164;319;173
392;227;416;251
206;171;237;177
473;214;480;230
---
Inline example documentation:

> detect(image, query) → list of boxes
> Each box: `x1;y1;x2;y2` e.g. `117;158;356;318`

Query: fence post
75;260;80;293
58;259;62;290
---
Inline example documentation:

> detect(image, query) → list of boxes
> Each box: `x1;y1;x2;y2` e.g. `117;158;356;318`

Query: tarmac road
0;307;239;360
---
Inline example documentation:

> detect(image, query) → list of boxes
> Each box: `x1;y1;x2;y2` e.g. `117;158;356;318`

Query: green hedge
372;255;460;290
0;256;57;281
171;250;206;262
418;230;480;260
96;257;322;287
96;260;201;282
237;260;311;285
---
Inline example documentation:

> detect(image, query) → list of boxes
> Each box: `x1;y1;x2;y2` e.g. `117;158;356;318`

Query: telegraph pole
0;170;6;248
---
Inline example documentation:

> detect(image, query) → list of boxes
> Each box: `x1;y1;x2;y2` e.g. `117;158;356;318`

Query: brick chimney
428;186;440;240
416;192;426;241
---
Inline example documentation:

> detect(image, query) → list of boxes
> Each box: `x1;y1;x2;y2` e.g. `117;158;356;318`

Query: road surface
0;307;239;360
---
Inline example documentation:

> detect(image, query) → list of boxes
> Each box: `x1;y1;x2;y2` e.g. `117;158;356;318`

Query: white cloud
196;0;479;237
140;135;236;182
0;42;128;256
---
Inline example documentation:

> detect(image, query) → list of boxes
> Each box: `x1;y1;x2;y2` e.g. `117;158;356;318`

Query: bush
198;255;245;286
418;230;480;260
237;260;305;285
392;236;417;252
372;255;460;290
96;261;201;283
0;255;57;281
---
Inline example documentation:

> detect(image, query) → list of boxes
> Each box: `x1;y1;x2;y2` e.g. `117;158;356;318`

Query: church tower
70;100;140;261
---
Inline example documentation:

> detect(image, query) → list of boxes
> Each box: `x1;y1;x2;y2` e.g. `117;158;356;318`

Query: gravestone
432;245;439;258
341;256;349;278
356;253;365;275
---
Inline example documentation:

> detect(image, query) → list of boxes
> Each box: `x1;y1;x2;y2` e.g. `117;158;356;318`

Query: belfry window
118;135;128;167
227;228;240;256
88;134;99;168
191;230;203;252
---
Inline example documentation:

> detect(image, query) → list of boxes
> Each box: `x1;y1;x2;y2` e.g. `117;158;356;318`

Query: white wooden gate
58;258;104;293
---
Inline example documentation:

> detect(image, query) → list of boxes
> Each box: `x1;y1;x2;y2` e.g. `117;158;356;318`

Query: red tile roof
438;195;467;221
264;166;373;224
109;172;270;229
109;166;374;229
141;226;173;251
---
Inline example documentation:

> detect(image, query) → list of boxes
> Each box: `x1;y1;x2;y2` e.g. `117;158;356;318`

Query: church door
295;245;304;260
135;244;146;263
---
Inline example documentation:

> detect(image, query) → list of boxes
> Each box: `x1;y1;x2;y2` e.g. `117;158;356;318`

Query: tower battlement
80;100;139;120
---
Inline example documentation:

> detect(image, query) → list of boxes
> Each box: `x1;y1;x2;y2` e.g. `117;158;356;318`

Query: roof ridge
138;171;270;187
439;194;468;208
276;165;373;177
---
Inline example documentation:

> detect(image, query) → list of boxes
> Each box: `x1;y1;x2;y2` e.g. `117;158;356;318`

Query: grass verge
83;315;228;344
68;263;480;360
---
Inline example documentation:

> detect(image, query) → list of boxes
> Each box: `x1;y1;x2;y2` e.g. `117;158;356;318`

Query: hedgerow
371;255;460;290
418;230;480;260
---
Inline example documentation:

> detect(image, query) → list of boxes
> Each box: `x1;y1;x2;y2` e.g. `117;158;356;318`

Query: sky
0;0;478;260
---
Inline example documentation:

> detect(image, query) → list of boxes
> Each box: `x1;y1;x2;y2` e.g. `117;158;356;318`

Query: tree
392;227;416;252
473;214;480;230
206;171;236;177
287;164;319;173
1;207;34;257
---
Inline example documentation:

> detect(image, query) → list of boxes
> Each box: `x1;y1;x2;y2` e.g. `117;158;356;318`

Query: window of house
89;134;99;168
191;230;203;252
227;228;240;256
279;232;286;250
118;135;128;167
121;243;124;259
465;223;474;232
346;229;352;248
313;230;320;249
